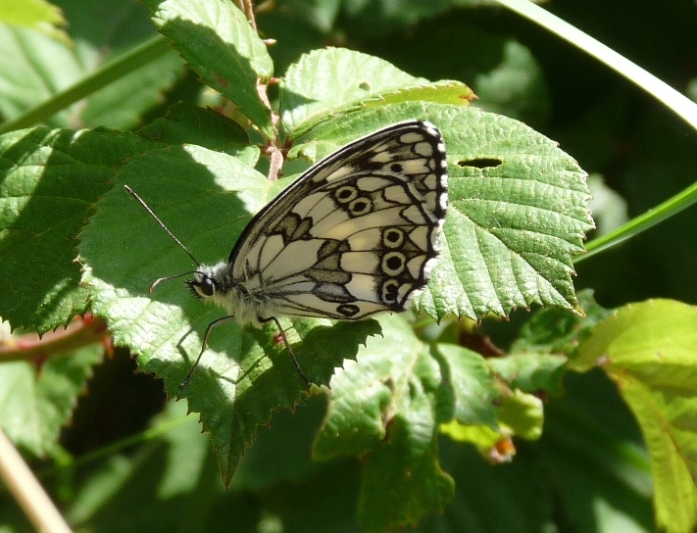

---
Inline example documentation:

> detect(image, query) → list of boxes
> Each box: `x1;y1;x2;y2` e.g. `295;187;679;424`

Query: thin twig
0;315;109;363
241;0;257;31
0;428;73;533
257;76;283;180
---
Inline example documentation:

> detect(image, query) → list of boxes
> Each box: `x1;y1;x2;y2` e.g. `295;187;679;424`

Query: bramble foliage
0;1;696;532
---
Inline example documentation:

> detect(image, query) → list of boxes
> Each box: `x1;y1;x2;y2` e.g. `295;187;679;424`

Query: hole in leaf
458;158;503;169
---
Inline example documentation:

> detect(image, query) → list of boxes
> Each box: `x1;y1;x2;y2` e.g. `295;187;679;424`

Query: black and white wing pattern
225;120;448;322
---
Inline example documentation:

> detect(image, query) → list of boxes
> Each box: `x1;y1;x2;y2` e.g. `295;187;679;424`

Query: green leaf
440;388;543;453
0;0;69;45
358;388;454;532
570;299;697;533
0;127;159;332
511;289;612;355
0;6;185;129
313;314;507;530
137;101;260;165
313;315;497;459
314;315;429;459
488;353;567;395
421;106;593;321
145;0;274;137
0;343;103;457
435;343;499;426
78;144;380;483
280;47;465;137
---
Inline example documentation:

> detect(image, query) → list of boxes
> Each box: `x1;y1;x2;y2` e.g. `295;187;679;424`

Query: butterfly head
185;261;228;300
183;261;251;320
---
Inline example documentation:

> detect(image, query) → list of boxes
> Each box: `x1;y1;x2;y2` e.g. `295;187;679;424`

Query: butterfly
126;120;448;386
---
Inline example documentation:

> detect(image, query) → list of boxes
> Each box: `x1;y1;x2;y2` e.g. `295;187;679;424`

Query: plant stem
496;0;697;131
0;35;172;134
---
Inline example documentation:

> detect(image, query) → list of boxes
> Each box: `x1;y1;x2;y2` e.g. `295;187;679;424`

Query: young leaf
570;299;697;533
362;80;475;109
280;47;428;136
280;48;473;139
0;0;68;45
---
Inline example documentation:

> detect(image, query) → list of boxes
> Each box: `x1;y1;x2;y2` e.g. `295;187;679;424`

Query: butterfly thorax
187;261;267;326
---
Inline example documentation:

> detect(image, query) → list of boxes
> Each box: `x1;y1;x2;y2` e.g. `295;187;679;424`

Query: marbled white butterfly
127;120;448;386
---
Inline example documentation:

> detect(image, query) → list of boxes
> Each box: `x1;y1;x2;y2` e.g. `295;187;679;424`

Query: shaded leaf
0;341;103;456
312;314;455;531
511;289;611;356
145;0;274;137
137;101;259;164
358;388;454;532
0;127;160;332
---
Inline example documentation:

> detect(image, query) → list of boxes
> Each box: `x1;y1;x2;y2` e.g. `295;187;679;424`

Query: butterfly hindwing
229;120;448;321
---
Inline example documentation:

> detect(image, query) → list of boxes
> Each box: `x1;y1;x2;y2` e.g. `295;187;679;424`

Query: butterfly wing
230;120;448;320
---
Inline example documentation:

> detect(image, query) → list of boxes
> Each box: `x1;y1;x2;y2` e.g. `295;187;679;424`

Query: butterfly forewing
229;120;448;321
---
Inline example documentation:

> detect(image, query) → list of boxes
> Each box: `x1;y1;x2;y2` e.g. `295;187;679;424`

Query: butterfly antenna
124;185;201;268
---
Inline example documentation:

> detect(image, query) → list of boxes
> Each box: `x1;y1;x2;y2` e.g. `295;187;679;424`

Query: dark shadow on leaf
0;127;159;332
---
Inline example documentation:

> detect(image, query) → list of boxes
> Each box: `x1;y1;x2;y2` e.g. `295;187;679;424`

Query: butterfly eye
194;276;216;297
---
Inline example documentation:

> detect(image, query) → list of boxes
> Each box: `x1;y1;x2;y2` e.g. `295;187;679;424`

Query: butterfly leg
179;314;237;389
260;316;311;386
